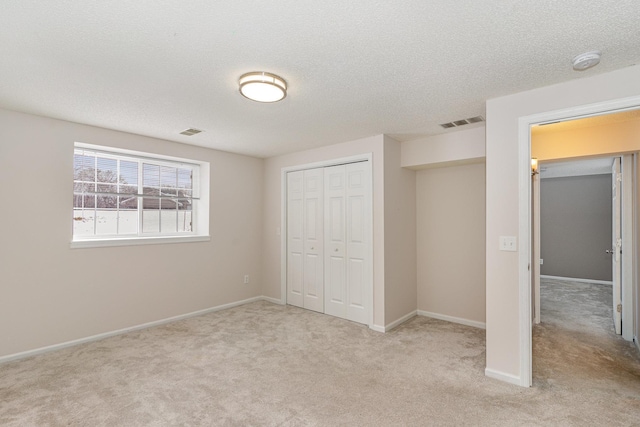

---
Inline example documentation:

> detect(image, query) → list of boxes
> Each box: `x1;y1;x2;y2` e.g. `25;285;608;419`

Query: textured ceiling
1;1;639;158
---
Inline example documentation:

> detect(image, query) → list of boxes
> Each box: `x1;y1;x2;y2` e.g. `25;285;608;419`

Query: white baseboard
485;368;524;387
540;275;612;286
417;310;486;330
369;324;386;333
0;296;267;365
261;296;284;305
383;310;418;332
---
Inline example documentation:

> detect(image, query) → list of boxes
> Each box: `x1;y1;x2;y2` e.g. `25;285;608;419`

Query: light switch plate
499;236;517;252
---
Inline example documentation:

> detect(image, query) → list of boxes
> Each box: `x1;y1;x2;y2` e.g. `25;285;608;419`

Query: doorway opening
531;152;639;386
518;98;640;386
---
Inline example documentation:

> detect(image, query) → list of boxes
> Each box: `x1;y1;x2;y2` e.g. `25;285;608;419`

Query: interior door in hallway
324;162;369;324
612;157;622;334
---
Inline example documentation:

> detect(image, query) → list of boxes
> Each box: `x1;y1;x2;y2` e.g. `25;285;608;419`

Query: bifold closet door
324;162;369;324
286;168;324;312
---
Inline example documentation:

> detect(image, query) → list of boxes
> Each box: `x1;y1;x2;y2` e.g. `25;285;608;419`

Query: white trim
484;368;522;386
518;95;640;389
635;337;640;353
533;172;541;324
280;153;375;328
262;296;284;305
369;324;386;333
417;310;486;330
70;235;210;249
518;112;533;388
384;310;417;332
540;275;613;286
0;296;268;365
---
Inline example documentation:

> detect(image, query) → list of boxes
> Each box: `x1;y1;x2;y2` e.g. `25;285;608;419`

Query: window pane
119;184;137;195
119;160;138;186
83;195;96;208
178;168;192;190
73;194;83;209
73;209;95;236
97;195;117;209
74;182;92;193
118;196;138;235
96;209;118;235
161;204;177;234
177;201;192;232
119;195;137;210
74;154;95;182
97;183;116;194
161;166;177;187
142;209;160;233
96;157;117;183
143;163;160;192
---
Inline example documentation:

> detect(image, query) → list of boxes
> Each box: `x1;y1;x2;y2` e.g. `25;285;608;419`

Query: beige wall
486;64;640;383
401;125;485;169
383;136;417;324
0;109;264;358
416;163;486;324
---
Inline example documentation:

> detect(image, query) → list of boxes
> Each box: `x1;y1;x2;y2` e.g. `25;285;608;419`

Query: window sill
70;235;210;249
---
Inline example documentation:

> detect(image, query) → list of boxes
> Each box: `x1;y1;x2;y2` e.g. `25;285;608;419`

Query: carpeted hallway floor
1;279;639;426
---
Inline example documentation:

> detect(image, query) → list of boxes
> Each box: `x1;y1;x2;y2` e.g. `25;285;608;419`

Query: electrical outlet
243;275;249;284
540;259;543;265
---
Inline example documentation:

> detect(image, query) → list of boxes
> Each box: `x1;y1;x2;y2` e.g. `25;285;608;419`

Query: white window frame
71;142;210;248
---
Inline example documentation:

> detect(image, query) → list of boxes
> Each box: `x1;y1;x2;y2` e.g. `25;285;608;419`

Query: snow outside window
72;143;209;247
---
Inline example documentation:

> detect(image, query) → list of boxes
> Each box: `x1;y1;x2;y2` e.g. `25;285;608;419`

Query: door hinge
617;304;622;313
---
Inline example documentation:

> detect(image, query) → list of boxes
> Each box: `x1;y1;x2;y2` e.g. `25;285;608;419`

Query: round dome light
239;71;287;103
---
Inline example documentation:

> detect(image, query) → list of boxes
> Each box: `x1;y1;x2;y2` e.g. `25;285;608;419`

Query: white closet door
302;169;324;312
324;165;347;318
324;162;370;323
286;171;304;308
344;162;368;324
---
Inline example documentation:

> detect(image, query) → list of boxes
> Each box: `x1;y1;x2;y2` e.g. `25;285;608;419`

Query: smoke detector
572;51;601;71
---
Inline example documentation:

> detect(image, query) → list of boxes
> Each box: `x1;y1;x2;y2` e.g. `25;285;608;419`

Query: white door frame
518;95;640;387
280;153;374;328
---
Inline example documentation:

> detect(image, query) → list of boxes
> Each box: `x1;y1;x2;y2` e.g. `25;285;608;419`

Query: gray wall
540;174;612;281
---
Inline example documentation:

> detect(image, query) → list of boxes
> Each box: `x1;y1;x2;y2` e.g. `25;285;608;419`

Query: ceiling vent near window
180;128;203;136
440;116;484;129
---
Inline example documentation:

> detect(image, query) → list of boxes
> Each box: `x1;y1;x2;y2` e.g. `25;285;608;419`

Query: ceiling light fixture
572;51;601;71
239;71;287;103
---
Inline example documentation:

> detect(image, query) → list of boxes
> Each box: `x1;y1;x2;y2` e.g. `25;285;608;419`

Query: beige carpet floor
1;280;639;426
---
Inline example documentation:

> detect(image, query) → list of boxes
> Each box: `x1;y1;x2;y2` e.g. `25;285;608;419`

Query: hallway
533;278;640;397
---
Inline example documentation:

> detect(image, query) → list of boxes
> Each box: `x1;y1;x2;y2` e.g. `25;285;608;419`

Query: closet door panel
286;171;304;308
302;169;324;312
324;165;347;318
345;162;369;324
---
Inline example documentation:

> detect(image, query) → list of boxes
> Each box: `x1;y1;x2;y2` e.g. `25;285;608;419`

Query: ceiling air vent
440;115;484;129
180;128;203;136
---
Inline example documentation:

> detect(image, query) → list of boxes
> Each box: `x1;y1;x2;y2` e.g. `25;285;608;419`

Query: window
72;143;209;247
